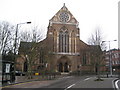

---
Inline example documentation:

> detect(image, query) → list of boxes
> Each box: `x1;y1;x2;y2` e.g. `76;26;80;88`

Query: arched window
65;31;69;52
82;53;87;65
59;31;63;52
71;31;75;53
59;27;69;53
39;48;44;63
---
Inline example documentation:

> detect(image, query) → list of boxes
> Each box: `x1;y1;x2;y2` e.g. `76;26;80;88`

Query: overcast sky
0;0;119;50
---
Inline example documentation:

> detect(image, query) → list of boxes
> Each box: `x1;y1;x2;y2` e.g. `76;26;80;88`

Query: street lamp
14;22;31;55
13;22;31;77
102;40;117;77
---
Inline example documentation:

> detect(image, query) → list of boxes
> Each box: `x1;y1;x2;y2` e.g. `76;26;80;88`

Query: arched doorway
57;56;71;73
64;62;68;72
58;62;63;72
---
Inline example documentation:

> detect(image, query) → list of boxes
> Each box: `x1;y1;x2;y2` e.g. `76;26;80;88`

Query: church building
16;4;104;74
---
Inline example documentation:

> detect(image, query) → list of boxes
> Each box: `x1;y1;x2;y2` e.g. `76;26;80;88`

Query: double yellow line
0;81;33;88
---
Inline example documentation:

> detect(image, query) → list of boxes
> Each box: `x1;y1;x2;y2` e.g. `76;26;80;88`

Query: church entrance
58;62;63;72
64;62;69;72
57;56;71;73
58;62;69;72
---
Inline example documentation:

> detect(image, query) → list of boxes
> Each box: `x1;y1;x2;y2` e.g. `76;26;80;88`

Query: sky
0;0;119;50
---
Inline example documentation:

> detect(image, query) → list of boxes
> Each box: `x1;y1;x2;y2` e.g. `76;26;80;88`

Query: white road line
84;77;90;81
65;84;75;90
115;80;120;90
65;76;72;78
112;79;115;89
64;76;93;90
67;84;75;88
59;76;72;80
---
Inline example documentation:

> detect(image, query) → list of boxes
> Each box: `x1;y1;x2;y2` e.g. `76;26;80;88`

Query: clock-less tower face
59;12;70;22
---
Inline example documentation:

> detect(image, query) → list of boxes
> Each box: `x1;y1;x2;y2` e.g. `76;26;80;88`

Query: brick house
105;49;120;73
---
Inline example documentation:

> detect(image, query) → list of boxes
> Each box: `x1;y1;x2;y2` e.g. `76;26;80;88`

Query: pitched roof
49;3;78;25
19;42;36;53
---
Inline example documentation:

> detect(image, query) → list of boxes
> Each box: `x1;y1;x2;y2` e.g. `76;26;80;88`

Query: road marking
65;84;75;90
59;76;72;80
112;79;115;89
65;76;72;79
64;76;94;90
84;77;90;81
1;81;33;88
115;79;120;90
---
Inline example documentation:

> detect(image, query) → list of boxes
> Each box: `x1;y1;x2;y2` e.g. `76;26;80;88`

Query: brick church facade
16;4;105;74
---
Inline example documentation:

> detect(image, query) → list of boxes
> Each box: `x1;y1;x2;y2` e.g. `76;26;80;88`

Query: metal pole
109;41;112;77
13;22;31;77
102;40;117;77
14;22;31;56
12;24;19;82
14;24;19;56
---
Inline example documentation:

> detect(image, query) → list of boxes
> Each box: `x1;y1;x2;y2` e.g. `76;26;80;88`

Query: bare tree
20;26;43;42
20;31;32;42
0;21;15;55
31;26;43;42
87;28;106;50
25;43;37;79
19;26;44;79
87;28;106;80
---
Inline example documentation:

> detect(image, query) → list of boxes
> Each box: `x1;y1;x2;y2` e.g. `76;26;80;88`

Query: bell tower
47;4;80;54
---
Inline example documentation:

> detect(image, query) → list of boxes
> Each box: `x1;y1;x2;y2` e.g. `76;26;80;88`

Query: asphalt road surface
42;76;88;88
2;75;116;90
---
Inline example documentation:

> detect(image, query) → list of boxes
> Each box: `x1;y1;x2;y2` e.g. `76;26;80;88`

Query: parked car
15;71;25;76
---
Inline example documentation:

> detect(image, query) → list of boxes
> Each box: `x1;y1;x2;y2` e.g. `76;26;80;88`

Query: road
118;80;120;87
42;76;89;88
1;75;117;90
118;80;120;89
42;75;115;89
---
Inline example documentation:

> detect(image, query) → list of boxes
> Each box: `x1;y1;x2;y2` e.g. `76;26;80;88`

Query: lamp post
13;22;31;77
14;22;31;56
102;40;117;77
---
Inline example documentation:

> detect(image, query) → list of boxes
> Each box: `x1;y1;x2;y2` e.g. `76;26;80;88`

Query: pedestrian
107;72;108;78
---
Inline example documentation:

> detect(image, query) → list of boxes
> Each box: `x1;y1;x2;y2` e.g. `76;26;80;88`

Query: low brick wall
15;76;27;83
15;75;60;83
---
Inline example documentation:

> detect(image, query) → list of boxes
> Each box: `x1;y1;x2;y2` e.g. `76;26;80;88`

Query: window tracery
59;27;69;53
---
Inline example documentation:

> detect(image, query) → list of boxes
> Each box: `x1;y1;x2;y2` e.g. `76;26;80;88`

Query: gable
49;4;79;26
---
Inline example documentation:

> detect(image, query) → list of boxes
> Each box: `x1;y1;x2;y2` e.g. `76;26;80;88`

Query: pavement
1;75;66;88
2;75;60;86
